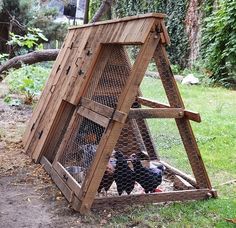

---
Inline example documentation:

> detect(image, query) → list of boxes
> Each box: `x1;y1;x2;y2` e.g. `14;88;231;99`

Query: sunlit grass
106;78;236;227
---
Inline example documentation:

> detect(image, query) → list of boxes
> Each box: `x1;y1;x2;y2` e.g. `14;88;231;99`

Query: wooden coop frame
23;13;217;214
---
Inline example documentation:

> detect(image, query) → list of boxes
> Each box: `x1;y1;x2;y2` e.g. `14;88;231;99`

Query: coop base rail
92;189;212;209
137;97;201;122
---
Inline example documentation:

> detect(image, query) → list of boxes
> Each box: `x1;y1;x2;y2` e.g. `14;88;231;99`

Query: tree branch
0;49;59;81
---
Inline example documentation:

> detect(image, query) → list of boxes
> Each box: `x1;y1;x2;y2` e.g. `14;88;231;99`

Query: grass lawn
105;77;236;227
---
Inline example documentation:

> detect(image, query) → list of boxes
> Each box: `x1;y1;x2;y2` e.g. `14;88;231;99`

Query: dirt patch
0;97;104;227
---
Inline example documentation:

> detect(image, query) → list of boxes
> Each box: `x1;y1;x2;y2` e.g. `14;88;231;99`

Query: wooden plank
160;20;171;45
174;175;195;190
50;168;82;211
52;45;115;167
25;46;82;159
26;27;92;159
160;160;197;187
92;189;211;209
135;90;159;160
128;108;184;119
42;150;83;210
137;97;201;122
52;107;82;165
23;29;76;150
136;118;159;160
53;162;82;198
67;40;113;105
69;13;166;30
154;43;212;189
80;97;127;123
77;106;109;128
130;119;147;152
40;156;52;174
78;24;161;214
28;30;93;161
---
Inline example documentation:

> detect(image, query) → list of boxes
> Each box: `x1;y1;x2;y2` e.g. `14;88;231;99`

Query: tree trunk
83;0;90;24
185;0;202;66
91;0;115;22
0;49;59;81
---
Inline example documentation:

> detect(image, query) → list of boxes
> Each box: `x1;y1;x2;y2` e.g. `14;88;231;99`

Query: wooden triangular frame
23;14;216;214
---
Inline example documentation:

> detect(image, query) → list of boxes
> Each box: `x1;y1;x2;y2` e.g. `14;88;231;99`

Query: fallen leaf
225;218;236;224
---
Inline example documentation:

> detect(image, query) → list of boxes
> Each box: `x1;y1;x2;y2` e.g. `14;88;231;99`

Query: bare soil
0;82;171;227
0;83;105;227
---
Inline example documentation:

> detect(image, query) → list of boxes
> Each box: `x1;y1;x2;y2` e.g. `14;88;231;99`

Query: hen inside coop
56;45;196;199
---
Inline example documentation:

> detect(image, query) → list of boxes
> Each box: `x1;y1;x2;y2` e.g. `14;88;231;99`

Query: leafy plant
5;64;50;104
0;53;9;64
7;27;48;53
201;0;236;89
113;0;189;68
3;95;22;106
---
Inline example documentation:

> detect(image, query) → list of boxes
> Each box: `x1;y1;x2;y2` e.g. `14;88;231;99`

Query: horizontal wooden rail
159;160;197;187
137;97;201;122
80;97;127;123
77;106;110;127
129;108;184;119
54;162;82;198
93;189;211;209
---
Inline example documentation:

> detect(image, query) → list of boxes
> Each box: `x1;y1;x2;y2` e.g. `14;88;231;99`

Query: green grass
104;78;236;227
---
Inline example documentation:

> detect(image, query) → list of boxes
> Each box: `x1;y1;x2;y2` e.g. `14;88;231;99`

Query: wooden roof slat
69;13;166;30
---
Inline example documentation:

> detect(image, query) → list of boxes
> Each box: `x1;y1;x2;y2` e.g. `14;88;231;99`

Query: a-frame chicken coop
23;13;216;214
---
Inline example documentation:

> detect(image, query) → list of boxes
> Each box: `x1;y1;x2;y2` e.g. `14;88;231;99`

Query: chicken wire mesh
56;47;198;197
58;45;136;185
59;117;105;184
95;61;197;197
86;45;135;108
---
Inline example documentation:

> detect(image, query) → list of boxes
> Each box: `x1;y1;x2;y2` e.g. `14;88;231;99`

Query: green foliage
114;0;189;68
0;0;67;51
0;53;9;64
5;64;50;104
201;0;236;89
164;0;189;68
7;28;48;51
89;0;189;68
3;95;22;106
26;6;68;43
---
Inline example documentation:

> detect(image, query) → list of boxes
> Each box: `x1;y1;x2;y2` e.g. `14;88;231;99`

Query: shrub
201;0;236;89
5;64;50;104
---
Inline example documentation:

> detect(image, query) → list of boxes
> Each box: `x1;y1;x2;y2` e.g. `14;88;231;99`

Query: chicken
114;151;135;195
131;154;163;193
97;158;116;195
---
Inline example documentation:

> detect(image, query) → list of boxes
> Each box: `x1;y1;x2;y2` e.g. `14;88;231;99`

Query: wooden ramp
23;13;216;214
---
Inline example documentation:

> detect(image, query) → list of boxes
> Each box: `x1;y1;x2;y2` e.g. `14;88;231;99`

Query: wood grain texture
93;189;211;208
154;43;212;189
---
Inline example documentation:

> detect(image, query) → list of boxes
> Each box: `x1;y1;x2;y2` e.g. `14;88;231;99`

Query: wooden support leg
154;43;212;189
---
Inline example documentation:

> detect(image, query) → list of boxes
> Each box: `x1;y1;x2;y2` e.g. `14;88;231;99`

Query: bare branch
0;49;59;81
91;0;116;22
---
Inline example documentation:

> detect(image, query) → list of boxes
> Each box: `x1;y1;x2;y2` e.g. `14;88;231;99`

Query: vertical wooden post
154;43;212;189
